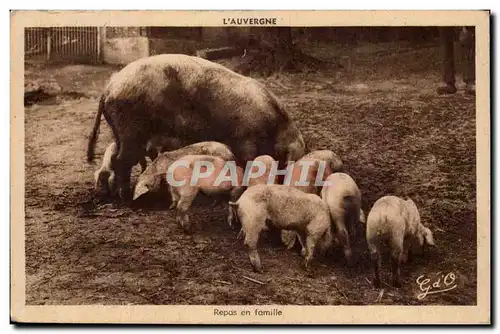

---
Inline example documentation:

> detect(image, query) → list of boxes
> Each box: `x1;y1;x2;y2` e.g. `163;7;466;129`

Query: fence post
46;28;51;61
97;26;106;63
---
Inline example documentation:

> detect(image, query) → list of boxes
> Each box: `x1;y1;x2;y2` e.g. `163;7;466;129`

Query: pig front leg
296;232;306;256
303;217;329;270
244;226;263;273
227;187;245;227
227;203;240;229
241;215;266;273
281;230;297;250
303;232;321;270
391;247;403;288
369;246;382;289
174;187;199;233
169;186;180;210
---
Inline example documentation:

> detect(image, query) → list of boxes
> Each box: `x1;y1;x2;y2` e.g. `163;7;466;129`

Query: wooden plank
46;28;51;61
98;26;106;63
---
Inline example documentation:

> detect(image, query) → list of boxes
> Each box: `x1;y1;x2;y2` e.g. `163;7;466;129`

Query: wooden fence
25;27;101;63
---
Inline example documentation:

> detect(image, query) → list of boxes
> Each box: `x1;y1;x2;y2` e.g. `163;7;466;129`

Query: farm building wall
102;27;149;65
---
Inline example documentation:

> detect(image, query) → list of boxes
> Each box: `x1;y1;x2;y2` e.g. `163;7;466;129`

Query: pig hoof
181;223;193;234
169;202;177;210
300;248;306;257
252;266;263;273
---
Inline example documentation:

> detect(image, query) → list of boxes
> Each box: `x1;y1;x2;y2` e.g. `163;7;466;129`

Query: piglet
320;172;364;266
168;154;244;233
281;150;343;250
229;184;332;272
366;195;436;288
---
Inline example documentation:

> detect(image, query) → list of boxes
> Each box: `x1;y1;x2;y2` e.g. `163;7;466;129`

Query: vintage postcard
11;10;490;324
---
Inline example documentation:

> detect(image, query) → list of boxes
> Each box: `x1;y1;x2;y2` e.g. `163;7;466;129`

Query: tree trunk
248;27;294;72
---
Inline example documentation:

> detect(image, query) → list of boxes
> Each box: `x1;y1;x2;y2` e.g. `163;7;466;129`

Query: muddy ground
24;41;477;305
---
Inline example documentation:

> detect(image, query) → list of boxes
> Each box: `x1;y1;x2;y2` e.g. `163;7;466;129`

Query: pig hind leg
391;247;403;288
368;241;382;289
389;230;405;288
334;216;352;266
402;236;411;264
113;138;144;201
107;106;151;200
345;206;358;241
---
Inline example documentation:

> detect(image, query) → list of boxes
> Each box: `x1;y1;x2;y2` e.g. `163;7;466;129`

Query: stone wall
101;27;255;65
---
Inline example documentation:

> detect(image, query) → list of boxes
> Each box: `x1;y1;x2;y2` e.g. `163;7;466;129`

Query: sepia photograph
10;10;490;324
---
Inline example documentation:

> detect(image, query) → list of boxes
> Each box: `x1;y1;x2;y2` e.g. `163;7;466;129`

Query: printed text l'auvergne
223;18;277;25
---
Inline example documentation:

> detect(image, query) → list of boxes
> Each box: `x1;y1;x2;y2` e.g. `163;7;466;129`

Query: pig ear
331;155;343;172
423;227;436;247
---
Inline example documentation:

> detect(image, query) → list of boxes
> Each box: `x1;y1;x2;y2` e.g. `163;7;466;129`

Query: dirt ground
24;42;477;305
